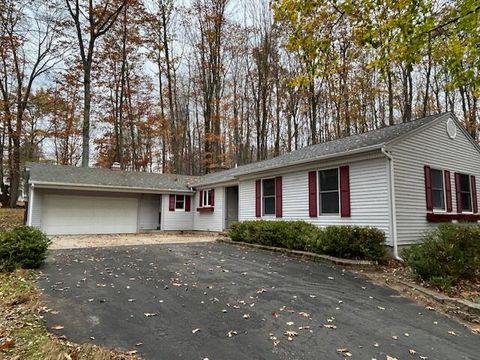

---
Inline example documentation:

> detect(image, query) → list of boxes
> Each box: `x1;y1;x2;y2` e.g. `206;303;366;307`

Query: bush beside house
402;224;480;289
0;226;51;272
229;220;386;262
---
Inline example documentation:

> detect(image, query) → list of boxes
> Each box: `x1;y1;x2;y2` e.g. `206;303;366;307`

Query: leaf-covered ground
0;209;24;231
0;269;141;359
38;242;480;359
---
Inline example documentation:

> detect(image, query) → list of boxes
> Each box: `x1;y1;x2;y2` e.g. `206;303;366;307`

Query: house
25;113;480;257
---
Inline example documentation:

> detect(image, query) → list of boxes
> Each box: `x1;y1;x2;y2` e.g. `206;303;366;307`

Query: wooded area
0;0;478;207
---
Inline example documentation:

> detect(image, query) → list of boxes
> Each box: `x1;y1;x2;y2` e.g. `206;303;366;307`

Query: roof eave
227;144;385;180
30;180;194;194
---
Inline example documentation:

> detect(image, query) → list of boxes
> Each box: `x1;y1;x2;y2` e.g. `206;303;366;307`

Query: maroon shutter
199;190;203;207
275;176;282;218
185;195;191;212
210;189;215;207
471;175;478;213
169;194;175;211
255;180;261;218
308;171;317;217
455;173;462;213
444;170;452;212
340;166;351;217
424;165;433;211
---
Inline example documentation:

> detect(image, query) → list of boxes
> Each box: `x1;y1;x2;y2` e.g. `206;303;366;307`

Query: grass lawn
0;269;141;359
0;208;24;231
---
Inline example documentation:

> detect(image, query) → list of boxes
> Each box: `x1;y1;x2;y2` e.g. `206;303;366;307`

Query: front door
225;186;239;229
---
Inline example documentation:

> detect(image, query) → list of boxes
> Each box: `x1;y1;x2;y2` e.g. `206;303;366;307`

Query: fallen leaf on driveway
192;328;200;334
286;321;294;326
448;330;457;336
298;311;309;317
243;314;250;319
409;349;416;355
386;356;398;360
227;330;237;337
323;324;337;329
144;313;158;317
51;325;64;330
336;348;352;357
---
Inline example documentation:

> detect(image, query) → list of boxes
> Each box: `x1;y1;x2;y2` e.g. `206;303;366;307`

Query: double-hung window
318;168;339;214
459;174;472;212
202;189;213;207
262;178;276;215
431;169;445;210
175;195;185;210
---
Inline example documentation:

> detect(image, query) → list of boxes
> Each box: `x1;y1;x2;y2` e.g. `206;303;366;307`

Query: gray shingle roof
27;113;449;190
27;162;197;192
194;113;449;186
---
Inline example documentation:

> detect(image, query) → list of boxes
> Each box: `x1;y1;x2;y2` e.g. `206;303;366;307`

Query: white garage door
41;194;139;235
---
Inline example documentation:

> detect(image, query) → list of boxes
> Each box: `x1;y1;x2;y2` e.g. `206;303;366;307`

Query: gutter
29;181;195;194
382;147;402;261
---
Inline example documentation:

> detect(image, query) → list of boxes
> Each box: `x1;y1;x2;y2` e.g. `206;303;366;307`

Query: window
175;195;185;210
319;168;339;214
262;178;276;215
431;169;445;210
459;174;472;212
202;190;213;207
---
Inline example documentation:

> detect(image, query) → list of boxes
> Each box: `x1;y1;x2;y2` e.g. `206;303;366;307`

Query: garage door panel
41;194;138;235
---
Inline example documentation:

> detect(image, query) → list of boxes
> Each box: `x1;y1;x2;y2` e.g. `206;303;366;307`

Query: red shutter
199;190;203;207
210;189;215;207
471;175;478;213
444;170;452;212
308;171;317;217
455;173;462;213
169;194;175;211
340;166;351;217
275;176;282;218
185;195;191;212
255;180;261;217
424;165;433;211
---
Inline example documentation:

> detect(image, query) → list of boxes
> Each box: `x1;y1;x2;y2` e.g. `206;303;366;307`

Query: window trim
175;194;185;211
458;173;473;213
431;168;446;212
201;189;213;208
262;177;276;216
318;167;340;216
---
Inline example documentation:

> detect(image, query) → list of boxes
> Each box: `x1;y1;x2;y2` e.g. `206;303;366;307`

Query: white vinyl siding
193;187;225;232
30;188;43;228
391;115;480;245
138;194;161;231
161;195;194;231
239;156;390;240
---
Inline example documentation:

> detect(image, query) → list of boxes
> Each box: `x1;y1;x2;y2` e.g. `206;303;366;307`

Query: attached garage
41;194;139;235
25;163;195;236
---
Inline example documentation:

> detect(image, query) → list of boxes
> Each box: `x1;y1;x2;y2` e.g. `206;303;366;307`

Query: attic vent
446;118;456;139
111;162;121;171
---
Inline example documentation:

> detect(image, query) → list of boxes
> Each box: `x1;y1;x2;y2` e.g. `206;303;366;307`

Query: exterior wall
30;187;43;228
161;194;194;231
391;116;480;245
138;194;161;231
238;156;391;240
193;187;225;232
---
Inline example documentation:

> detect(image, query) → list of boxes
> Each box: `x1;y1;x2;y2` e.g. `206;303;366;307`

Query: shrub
316;225;386;261
229;221;386;261
402;224;480;288
0;226;51;272
229;220;319;251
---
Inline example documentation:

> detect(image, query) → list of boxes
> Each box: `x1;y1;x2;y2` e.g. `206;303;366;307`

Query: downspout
27;183;34;227
382;147;402;261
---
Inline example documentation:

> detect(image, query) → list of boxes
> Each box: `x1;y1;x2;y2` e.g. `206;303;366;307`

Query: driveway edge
216;238;377;268
397;279;480;317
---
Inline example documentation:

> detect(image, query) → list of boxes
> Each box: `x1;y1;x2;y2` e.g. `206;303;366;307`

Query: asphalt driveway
38;242;479;360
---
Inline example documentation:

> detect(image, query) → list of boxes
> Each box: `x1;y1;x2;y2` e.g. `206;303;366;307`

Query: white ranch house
25;113;480;257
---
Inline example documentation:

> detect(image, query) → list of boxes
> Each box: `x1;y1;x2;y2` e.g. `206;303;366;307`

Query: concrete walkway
49;232;218;250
